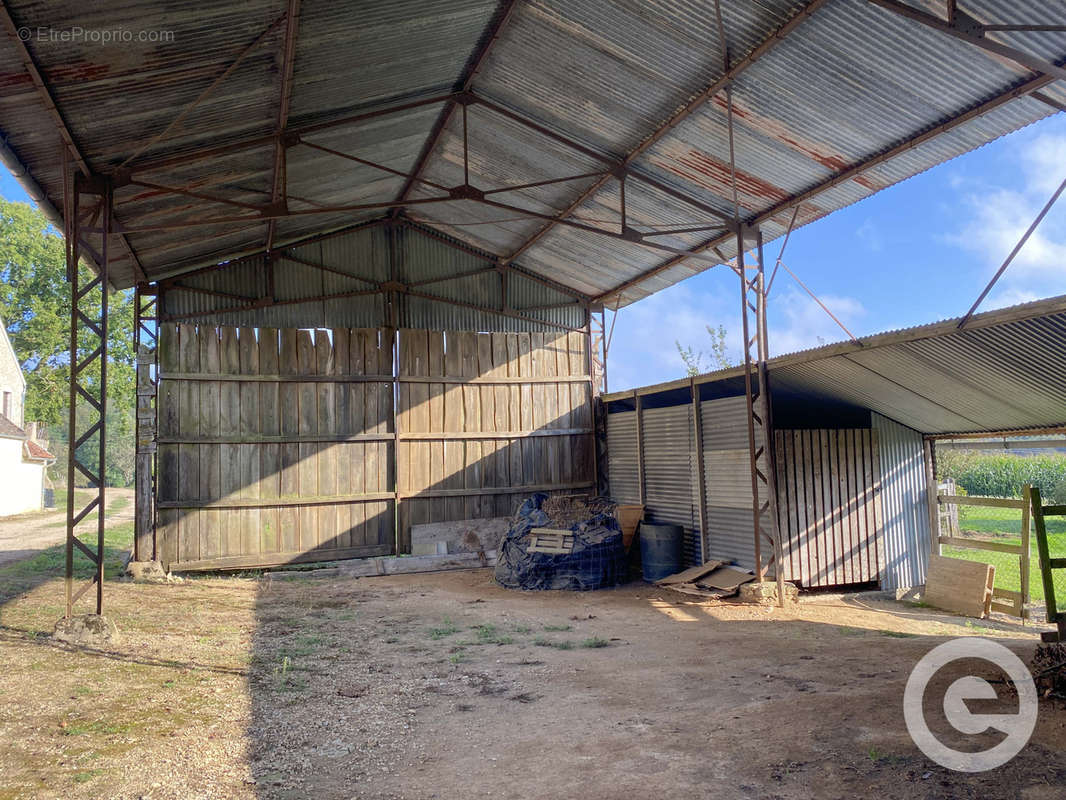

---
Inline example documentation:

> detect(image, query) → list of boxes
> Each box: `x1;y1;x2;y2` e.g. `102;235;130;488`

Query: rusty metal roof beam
267;0;302;252
866;0;1066;82
0;2;146;283
498;0;830;266
391;0;521;211
595;66;1066;305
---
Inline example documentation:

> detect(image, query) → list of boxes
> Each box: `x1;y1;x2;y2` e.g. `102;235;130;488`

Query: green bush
936;449;1066;499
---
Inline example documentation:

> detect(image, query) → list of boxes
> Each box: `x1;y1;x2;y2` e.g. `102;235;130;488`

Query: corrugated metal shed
641;404;701;567
605;410;640;505
701;395;760;570
608;294;1066;437
871;413;930;591
0;0;1062;306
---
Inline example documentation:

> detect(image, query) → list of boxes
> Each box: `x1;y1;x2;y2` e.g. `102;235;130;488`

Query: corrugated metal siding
872;413;930;591
701;395;759;570
605;410;640;505
641;404;701;567
161;224;585;331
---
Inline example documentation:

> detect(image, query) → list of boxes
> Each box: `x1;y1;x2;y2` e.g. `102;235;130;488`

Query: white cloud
768;288;866;356
605;279;736;390
948;133;1066;308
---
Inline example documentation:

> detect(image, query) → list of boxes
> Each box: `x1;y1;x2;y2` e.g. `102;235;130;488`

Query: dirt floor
0;488;134;567
1;567;1064;800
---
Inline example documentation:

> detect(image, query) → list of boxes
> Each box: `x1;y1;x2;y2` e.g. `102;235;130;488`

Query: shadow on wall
154;325;595;573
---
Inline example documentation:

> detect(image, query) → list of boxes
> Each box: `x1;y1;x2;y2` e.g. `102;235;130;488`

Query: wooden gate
156;325;395;570
155;325;594;570
774;429;885;587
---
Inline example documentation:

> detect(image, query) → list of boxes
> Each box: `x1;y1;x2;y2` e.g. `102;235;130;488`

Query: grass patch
428;619;461;640
580;636;610;648
0;521;131;605
106;495;130;515
62;719;133;737
542;624;572;632
467;623;515;646
942;505;1066;604
533;636;574;650
73;769;103;784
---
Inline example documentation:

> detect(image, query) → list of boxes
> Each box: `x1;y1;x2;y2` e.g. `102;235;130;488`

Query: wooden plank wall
155;325;594;570
156;325;395;570
396;330;595;552
774;429;885;588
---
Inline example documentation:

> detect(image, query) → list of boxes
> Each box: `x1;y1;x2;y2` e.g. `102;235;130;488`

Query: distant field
942;505;1066;606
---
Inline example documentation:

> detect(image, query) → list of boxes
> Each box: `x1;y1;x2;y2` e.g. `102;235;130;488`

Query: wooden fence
935;486;1032;618
396;329;594;552
155;325;593;570
774;429;885;587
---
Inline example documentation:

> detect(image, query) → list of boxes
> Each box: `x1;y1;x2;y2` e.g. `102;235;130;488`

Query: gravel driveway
0;487;135;567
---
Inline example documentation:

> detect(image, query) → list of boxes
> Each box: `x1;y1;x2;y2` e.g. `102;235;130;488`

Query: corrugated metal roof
0;0;1062;304
605;294;1066;436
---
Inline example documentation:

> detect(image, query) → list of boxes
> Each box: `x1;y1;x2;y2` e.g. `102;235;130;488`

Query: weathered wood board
155;325;595;571
923;554;996;618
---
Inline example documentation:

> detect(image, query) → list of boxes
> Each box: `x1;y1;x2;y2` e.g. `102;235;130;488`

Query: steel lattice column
64;174;111;617
739;228;787;605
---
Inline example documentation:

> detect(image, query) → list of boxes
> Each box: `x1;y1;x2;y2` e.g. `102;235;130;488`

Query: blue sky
606;112;1066;390
4;112;1066;392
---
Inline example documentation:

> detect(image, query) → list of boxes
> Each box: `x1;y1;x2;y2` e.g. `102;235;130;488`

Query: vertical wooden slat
316;332;337;549
332;329;352;549
506;334;523;500
219;327;241;556
156;324;180;568
349;330;367;547
297;329;317;550
461;331;482;520
443;333;464;522
517;333;535;492
278;328;300;552
198;326;221;561
793;431;810;587
259;328;280;555
490;333;510;516
177;324;200;564
529;331;546;508
428;330;446;523
238;327;260;556
1021;483;1032;613
378;328;396;550
810;430;825;585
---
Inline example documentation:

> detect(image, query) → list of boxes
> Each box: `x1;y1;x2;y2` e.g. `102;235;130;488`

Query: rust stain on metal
657;149;790;206
711;95;851;173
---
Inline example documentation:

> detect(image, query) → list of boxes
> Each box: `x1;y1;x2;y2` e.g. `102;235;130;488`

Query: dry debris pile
1033;643;1066;700
495;494;627;591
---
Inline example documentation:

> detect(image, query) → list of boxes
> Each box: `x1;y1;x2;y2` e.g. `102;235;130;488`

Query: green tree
676;324;733;376
0;199;135;486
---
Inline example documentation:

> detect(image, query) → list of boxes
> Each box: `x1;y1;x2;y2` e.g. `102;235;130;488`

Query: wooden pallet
528;528;574;554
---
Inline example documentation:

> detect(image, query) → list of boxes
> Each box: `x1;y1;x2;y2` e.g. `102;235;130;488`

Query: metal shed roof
604;293;1066;436
1;0;1064;303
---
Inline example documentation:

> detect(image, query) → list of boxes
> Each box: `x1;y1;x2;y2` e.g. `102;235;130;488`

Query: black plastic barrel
639;522;683;582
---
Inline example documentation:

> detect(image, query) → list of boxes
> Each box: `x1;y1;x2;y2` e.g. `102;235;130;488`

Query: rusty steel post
65;174;111;617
